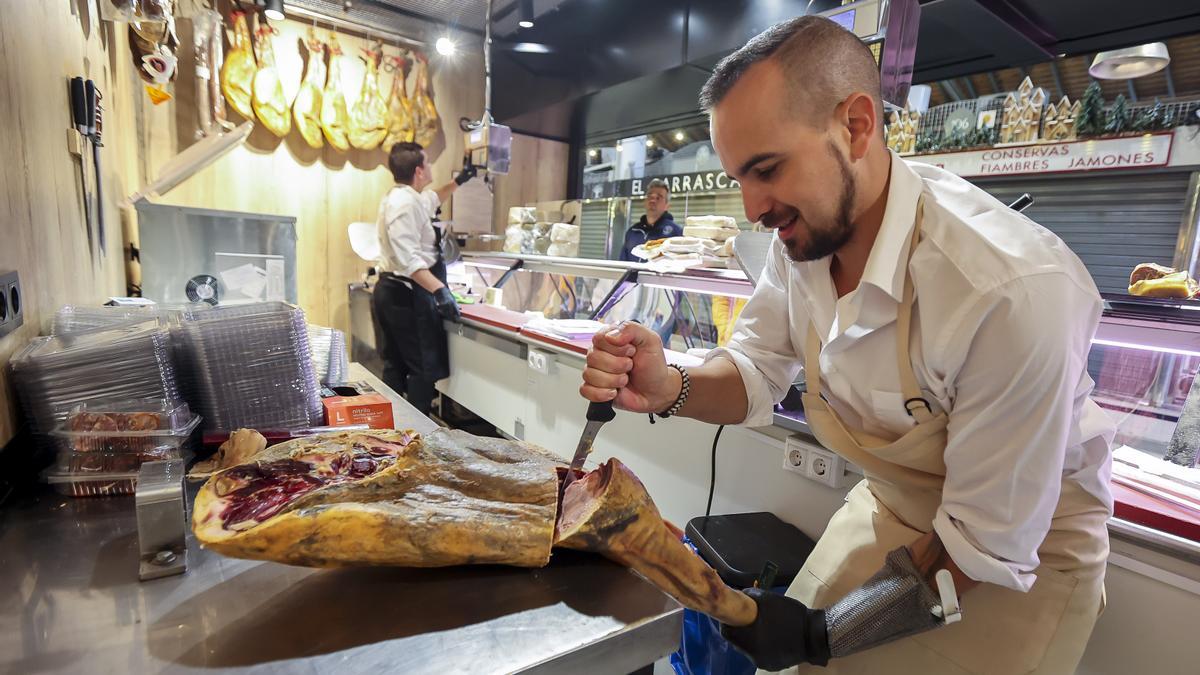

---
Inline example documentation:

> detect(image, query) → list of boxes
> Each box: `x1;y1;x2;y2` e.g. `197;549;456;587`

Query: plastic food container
51;400;201;454
53;445;188;474
44;470;139;497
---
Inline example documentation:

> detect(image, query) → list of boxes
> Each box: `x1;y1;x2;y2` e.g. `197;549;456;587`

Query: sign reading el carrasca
911;133;1173;178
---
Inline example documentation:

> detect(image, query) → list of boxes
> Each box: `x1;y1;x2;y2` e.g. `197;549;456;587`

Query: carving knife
561;401;616;494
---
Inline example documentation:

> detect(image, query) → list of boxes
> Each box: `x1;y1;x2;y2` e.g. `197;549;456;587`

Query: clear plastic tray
53;445;190;474
44;470;139;497
52;401;201;453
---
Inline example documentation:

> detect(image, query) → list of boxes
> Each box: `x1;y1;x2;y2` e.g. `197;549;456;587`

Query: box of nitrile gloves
321;384;393;429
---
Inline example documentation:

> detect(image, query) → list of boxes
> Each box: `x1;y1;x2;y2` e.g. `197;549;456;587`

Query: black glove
434;287;461;322
720;589;831;671
454;162;477;185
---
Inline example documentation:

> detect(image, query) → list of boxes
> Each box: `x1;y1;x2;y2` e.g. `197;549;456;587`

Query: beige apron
770;198;1110;675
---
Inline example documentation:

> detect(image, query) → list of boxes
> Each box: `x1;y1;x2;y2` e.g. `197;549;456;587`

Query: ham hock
193;429;756;626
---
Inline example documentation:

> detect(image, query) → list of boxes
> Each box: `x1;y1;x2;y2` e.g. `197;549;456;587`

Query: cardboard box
323;393;394;429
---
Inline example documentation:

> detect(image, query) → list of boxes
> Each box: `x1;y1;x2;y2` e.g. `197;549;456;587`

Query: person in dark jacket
619;178;682;261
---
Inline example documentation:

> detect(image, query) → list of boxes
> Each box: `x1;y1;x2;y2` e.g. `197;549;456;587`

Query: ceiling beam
1127;79;1138;103
1164;61;1177;98
987;72;1002;94
961;76;977;99
939;80;962;102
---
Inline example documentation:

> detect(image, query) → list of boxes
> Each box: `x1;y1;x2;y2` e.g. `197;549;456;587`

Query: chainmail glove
824;546;945;658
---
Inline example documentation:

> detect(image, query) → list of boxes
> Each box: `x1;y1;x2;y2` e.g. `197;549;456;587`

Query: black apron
372;225;451;383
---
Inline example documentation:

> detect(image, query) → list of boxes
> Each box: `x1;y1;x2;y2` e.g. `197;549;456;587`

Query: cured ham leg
555;458;758;627
251;22;291;137
193;430;754;626
193;430;560;568
221;11;256;121
320;36;351;151
293;30;326;149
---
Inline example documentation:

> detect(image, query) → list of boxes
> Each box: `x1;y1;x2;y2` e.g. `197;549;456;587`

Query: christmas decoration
1042;96;1080;141
1105;94;1131;135
885;108;921;154
1076;82;1105;137
999;77;1047;144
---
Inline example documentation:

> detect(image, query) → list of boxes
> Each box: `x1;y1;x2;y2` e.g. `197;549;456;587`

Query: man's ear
841;92;878;161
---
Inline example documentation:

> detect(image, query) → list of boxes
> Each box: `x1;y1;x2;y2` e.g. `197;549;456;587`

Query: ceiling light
262;0;284;21
615;142;623;153
1089;42;1170;80
674;131;685;142
511;42;551;54
587;149;598;158
518;0;534;29
646;139;655;147
435;37;456;56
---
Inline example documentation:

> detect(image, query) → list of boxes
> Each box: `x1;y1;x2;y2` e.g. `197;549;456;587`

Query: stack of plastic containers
175;302;322;432
306;324;350;385
8;320;183;449
44;400;202;497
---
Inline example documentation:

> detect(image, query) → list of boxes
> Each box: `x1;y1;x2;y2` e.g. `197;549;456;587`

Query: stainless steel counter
0;365;684;674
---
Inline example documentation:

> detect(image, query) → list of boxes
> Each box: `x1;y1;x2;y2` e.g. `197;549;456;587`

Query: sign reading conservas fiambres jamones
911;133;1173;178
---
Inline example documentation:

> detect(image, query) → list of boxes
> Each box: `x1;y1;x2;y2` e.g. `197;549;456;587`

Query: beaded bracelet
649;364;690;424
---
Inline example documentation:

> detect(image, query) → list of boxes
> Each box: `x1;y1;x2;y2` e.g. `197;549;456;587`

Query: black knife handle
70;77;87;130
587;400;616;423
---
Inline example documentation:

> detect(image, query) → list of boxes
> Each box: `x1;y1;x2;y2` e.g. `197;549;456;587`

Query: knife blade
561;401;616;494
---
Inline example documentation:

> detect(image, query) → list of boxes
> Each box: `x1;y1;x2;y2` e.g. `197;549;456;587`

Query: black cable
706;424;724;517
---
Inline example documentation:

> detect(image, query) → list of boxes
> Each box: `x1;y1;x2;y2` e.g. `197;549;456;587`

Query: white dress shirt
376;185;442;279
709;151;1115;592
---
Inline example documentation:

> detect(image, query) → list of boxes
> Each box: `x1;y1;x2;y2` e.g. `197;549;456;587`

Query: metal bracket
136;460;188;581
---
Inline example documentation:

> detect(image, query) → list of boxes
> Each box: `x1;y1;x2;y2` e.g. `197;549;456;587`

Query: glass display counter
458;253;753;353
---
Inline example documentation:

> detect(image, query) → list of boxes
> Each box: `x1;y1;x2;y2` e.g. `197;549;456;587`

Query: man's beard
770;143;857;263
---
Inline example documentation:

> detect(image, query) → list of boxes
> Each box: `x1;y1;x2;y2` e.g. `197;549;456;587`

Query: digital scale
817;0;921;107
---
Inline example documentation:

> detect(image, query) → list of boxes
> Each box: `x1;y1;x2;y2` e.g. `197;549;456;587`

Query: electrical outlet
527;349;553;375
0;270;22;339
782;434;810;475
804;445;848;488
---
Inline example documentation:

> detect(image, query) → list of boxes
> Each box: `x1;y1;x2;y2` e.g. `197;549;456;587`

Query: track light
646;139;655;147
587;149;598;158
518;0;534;29
674;131;685;142
435;37;456;56
263;0;285;21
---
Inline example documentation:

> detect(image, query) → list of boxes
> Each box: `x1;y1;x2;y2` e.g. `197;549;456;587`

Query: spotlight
646;139;655;147
615;142;623;152
435;37;456;56
263;0;285;21
587;149;598;158
674;131;685;142
518;0;534;29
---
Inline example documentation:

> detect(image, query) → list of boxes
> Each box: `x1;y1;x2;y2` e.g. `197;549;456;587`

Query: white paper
220;262;267;301
265;258;285;302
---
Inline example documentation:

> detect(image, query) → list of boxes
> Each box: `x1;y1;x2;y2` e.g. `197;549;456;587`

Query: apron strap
803;195;932;422
896;196;933;423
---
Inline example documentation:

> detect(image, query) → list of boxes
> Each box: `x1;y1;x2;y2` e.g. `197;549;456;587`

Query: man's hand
433;287;461;322
720;589;831;671
580;322;679;413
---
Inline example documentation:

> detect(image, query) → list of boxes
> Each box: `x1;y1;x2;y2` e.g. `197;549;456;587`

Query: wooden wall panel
0;4;486;445
490;133;570;231
0;1;128;446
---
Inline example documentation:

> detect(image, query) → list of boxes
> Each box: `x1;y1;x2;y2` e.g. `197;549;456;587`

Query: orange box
322;393;394;429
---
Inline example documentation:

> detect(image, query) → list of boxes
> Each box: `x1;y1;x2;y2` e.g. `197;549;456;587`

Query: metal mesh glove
719;589;831;671
434;287;461;322
825;546;945;658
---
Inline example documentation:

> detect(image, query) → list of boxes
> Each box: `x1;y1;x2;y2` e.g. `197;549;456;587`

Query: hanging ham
220;10;256;121
384;53;415;150
411;55;440;147
193;429;759;626
292;30;326;149
319;35;351;151
348;42;389;151
251;20;291;138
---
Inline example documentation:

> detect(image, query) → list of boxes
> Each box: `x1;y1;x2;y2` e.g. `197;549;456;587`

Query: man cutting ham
580;16;1113;674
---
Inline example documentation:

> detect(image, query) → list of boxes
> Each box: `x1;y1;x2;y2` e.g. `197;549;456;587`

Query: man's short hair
647;178;670;201
388;142;425;184
698;15;882;124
